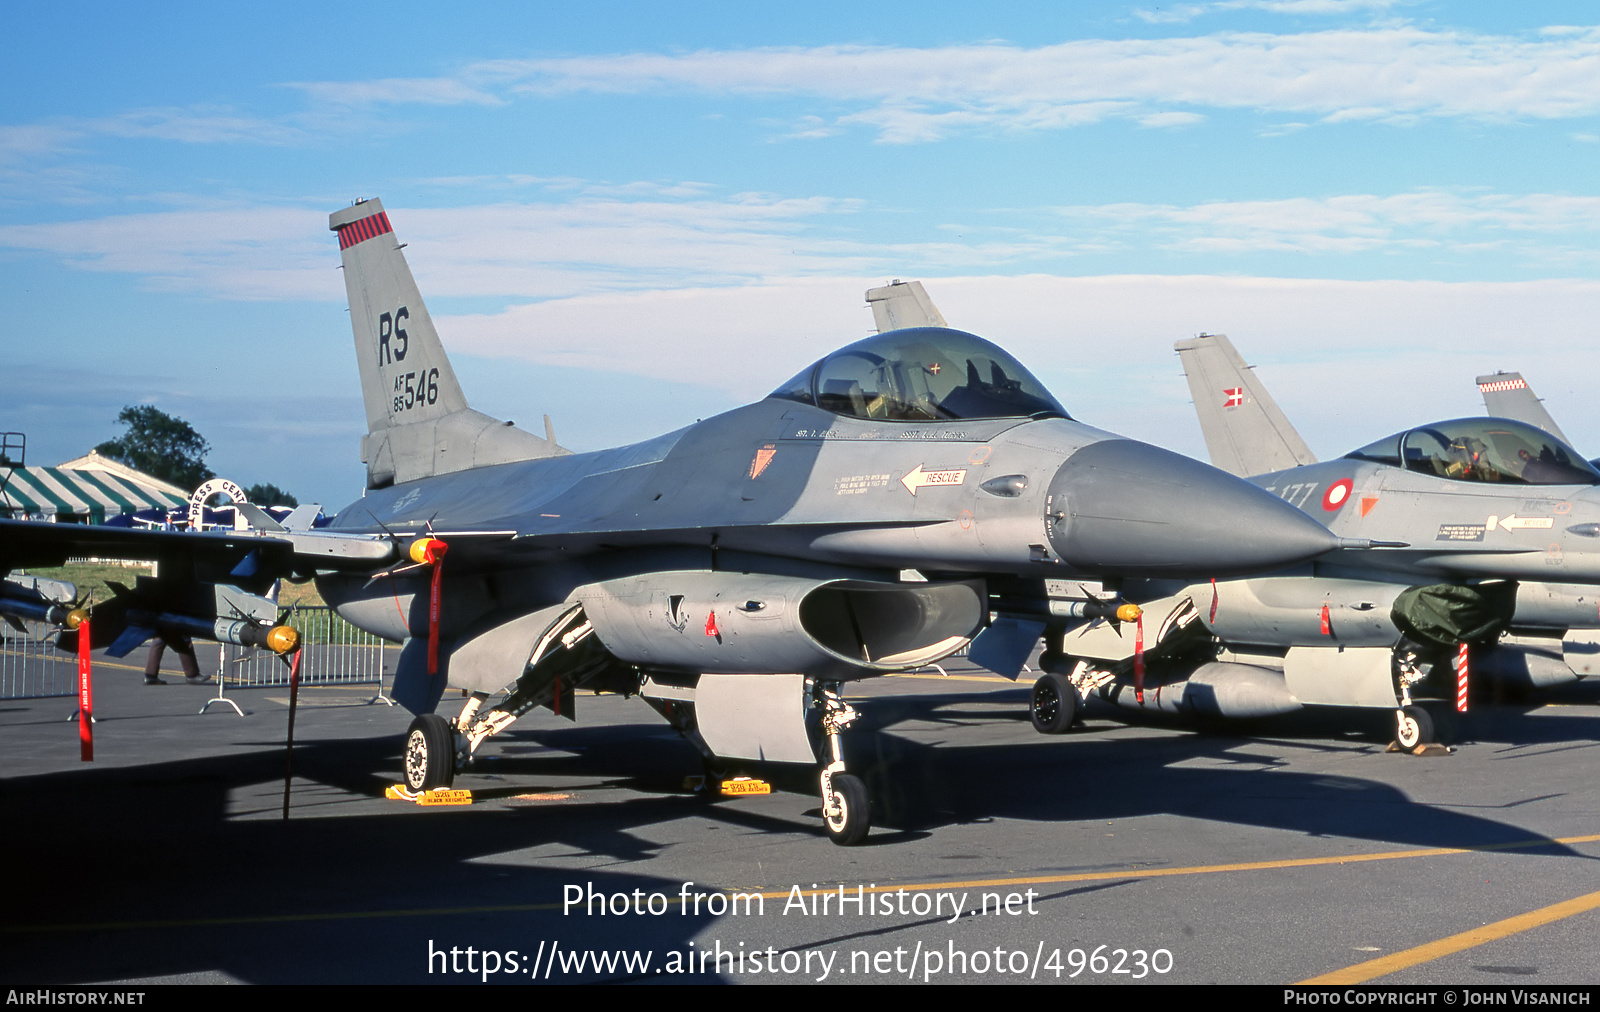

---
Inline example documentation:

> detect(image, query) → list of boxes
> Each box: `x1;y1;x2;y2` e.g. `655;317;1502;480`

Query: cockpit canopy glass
770;327;1070;422
1343;418;1600;486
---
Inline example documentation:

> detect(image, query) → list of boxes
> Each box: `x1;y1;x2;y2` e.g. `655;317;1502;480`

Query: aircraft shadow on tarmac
3;684;1597;983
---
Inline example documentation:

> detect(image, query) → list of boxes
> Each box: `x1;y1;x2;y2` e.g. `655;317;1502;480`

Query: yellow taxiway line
1302;885;1600;984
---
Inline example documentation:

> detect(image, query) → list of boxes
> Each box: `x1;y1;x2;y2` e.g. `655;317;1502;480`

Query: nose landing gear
817;684;870;846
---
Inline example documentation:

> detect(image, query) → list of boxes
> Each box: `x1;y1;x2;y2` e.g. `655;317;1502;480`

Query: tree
95;405;215;491
244;482;298;507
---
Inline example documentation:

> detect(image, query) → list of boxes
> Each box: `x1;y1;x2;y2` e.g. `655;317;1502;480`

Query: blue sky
3;1;1599;505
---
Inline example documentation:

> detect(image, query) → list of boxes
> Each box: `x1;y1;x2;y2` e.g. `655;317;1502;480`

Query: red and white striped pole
1454;642;1469;713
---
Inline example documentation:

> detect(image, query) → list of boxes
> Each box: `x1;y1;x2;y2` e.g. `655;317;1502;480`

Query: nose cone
1045;439;1340;577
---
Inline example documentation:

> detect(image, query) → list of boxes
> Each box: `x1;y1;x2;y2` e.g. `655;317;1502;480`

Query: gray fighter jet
1017;333;1600;750
0;202;1349;844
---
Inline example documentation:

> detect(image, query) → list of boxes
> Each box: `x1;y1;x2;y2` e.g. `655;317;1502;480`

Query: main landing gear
1030;671;1079;734
404;713;456;791
817;683;870;846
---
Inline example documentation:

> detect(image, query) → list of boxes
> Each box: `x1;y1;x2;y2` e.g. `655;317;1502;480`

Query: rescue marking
1436;523;1487;543
1359;496;1378;518
1488;514;1555;532
902;465;967;494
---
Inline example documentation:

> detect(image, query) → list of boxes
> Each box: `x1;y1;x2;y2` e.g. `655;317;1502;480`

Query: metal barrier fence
0;622;75;699
217;605;388;689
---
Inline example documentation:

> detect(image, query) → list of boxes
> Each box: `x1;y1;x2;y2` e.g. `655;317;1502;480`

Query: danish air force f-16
1018;331;1600;749
0;202;1352;845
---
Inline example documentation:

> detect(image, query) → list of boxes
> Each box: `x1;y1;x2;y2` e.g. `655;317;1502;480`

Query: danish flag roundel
1322;478;1354;512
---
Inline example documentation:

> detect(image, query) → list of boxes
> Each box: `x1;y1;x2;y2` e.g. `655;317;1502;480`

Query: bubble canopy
770;327;1071;422
1343;417;1600;486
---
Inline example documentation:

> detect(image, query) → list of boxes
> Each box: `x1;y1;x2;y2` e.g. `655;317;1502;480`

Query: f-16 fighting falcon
1015;331;1600;751
0;202;1352;845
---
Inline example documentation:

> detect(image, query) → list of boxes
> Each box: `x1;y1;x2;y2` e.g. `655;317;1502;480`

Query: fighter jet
1016;333;1600;750
0;202;1349;845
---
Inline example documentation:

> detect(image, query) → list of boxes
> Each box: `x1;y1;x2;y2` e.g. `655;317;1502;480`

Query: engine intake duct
578;570;985;678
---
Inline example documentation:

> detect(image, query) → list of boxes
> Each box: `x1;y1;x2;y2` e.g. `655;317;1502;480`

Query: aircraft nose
1044;439;1340;577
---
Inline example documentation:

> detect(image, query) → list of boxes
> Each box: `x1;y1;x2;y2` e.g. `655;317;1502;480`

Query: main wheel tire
1395;705;1435;749
1030;672;1078;734
404;713;455;791
823;773;871;846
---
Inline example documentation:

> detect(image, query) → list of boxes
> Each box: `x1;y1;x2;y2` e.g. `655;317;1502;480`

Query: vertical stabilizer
1174;333;1318;477
1476;372;1571;444
330;199;565;488
866;280;947;332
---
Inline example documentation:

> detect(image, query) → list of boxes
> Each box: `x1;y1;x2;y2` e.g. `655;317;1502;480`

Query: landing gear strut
1392;655;1437;749
817;683;870;846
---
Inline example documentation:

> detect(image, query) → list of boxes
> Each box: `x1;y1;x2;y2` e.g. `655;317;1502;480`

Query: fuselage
319;396;1340;645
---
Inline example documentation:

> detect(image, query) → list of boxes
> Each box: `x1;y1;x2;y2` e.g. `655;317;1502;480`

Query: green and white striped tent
0;452;188;523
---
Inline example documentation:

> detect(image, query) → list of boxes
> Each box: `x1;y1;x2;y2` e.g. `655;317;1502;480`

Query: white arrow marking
1488;514;1555;532
901;465;967;494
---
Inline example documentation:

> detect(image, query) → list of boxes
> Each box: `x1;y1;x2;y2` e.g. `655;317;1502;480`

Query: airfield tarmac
2;652;1598;986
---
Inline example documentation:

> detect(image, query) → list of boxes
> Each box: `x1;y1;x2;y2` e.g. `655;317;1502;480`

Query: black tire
404;713;455;791
1396;705;1434;749
824;773;871;846
1030;672;1078;734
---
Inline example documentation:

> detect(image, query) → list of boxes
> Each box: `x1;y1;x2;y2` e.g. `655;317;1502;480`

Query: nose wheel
822;772;869;846
1395;705;1435;750
818;684;870;846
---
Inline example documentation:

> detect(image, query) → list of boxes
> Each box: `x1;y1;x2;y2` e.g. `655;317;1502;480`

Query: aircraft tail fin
1476;372;1571;444
330;199;566;489
1174;333;1318;477
866;280;947;332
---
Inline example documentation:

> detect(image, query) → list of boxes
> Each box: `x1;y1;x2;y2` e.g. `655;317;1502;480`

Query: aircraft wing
1174;333;1318;477
0;517;393;587
1476;372;1572;444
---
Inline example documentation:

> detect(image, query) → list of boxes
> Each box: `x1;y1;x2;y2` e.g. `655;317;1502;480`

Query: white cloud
284;77;502;107
436;274;1600;461
281;26;1600;142
1045;191;1600;259
1139;110;1208;127
90;106;312;145
6;188;1597;304
0;205;339;300
1136;0;1402;23
0;193;885;301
